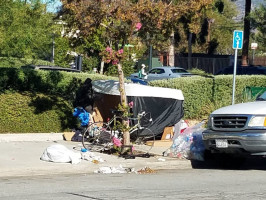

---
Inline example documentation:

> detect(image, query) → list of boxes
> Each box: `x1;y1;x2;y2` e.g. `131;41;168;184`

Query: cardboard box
63;132;75;141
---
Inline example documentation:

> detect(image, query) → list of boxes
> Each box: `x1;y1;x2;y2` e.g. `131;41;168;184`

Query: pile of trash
40;144;105;164
164;121;206;161
40;144;82;164
137;166;157;174
94;165;135;174
93;165;157;174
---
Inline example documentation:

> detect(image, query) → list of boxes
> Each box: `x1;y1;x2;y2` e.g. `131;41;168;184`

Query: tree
241;0;251;66
175;0;213;69
61;0;143;147
60;0;213;147
206;0;238;54
0;0;56;60
250;3;266;55
171;0;240;57
53;35;72;67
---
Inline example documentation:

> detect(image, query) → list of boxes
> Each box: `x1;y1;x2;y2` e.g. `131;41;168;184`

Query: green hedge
0;57;53;68
0;67;117;133
0;67;265;132
0;92;77;133
213;75;266;108
149;75;266;119
0;67;117;96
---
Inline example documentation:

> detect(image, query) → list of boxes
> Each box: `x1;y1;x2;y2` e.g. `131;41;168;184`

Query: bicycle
82;110;155;154
82;121;113;152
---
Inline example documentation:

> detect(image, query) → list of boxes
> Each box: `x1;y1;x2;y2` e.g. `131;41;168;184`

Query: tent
92;80;184;137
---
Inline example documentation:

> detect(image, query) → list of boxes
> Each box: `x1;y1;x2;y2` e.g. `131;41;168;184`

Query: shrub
188;68;213;76
0;92;77;133
0;57;53;68
213;75;266;107
149;75;266;119
0;68;118;133
1;67;265;132
0;67;118;96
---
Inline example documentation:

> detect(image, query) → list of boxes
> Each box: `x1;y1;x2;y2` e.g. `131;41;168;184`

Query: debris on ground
94;165;135;174
163;121;206;161
137;166;157;174
81;151;105;163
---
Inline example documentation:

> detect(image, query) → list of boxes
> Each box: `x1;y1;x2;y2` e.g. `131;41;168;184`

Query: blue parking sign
232;30;243;49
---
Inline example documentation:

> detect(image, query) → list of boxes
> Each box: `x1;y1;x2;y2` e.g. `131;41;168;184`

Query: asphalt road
1;167;266;200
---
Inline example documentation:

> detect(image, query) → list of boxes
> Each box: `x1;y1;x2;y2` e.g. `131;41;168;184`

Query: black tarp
91;80;184;137
129;96;184;136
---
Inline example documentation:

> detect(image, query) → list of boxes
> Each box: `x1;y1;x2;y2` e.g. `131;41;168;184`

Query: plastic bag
168;121;206;161
40;144;81;164
73;107;90;127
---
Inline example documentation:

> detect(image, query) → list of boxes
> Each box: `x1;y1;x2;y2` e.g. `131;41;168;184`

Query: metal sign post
251;43;258;65
232;30;243;105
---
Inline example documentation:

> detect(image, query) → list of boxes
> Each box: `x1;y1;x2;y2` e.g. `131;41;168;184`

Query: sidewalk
0;133;192;177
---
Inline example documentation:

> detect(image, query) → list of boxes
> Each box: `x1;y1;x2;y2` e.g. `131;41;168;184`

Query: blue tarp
73;107;90;127
130;78;148;85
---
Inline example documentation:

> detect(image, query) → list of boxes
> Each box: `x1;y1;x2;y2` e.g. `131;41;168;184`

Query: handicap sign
232;30;243;49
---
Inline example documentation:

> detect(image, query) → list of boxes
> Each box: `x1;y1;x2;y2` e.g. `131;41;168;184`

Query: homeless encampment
90;80;184;137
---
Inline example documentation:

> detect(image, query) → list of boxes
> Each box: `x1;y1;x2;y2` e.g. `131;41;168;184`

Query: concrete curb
0;133;64;142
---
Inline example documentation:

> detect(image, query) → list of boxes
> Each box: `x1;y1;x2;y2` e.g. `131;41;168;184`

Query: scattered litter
94;166;112;174
94;165;135;174
81;151;105;163
158;158;166;162
81;148;88;152
92;160;99;164
164;121;206;161
40;144;81;164
137;166;156;174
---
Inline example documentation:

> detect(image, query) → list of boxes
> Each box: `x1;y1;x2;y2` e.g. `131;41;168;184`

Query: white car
129;66;192;82
202;91;266;159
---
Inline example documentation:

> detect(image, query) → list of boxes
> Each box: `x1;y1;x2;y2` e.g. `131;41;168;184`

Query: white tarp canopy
92;80;184;100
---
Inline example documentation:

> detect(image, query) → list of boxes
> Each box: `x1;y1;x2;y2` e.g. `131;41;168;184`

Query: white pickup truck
202;91;266;157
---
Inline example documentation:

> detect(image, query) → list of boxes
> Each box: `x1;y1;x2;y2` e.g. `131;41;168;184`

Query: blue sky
43;0;62;13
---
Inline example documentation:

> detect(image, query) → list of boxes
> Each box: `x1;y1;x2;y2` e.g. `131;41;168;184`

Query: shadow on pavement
190;156;266;170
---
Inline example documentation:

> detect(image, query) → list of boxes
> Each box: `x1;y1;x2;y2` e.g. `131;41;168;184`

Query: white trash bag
40;144;81;164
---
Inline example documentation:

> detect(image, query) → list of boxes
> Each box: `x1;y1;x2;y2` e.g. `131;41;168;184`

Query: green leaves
0;0;55;59
250;4;266;54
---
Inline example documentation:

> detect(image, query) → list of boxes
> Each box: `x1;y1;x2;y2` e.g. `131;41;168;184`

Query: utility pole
241;0;251;66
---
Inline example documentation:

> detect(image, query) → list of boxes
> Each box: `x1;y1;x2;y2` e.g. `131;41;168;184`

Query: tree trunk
168;31;175;66
242;0;251;66
188;32;192;70
100;60;104;75
117;63;130;147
